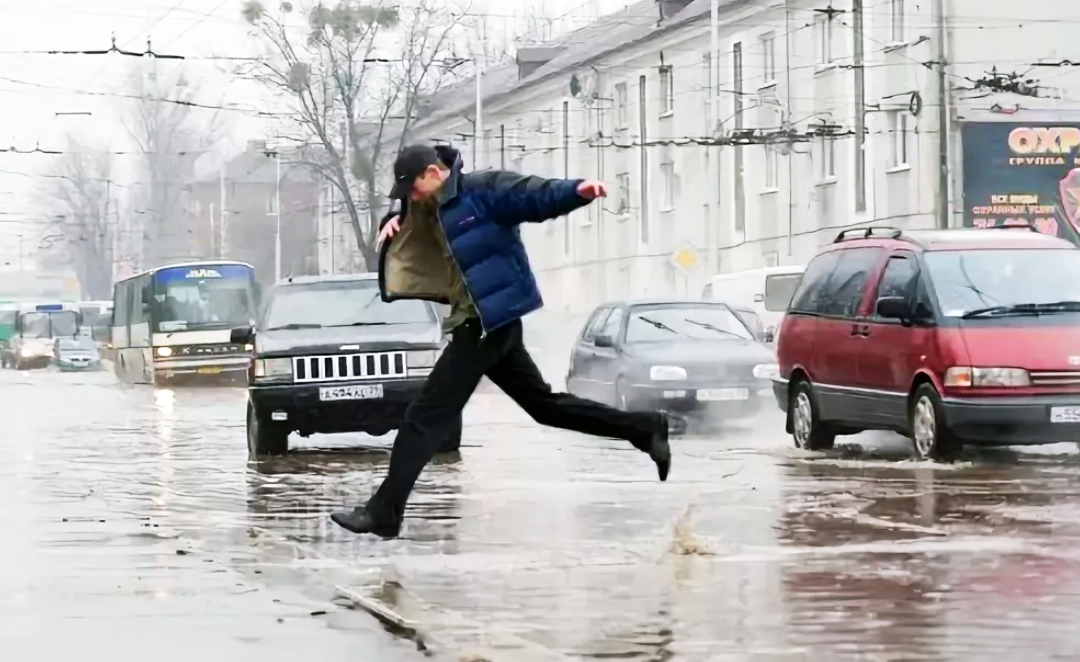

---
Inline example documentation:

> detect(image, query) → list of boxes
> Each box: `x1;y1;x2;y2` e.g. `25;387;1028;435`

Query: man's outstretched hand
377;215;401;246
577;180;607;199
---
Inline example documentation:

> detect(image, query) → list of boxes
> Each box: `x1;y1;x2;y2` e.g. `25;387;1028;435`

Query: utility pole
219;166;227;258
853;0;866;212
933;0;950;228
274;153;282;282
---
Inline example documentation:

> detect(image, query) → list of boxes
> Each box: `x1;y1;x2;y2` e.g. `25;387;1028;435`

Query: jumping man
330;144;670;538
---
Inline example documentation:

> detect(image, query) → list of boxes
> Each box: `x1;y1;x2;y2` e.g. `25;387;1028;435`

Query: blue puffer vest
378;146;590;333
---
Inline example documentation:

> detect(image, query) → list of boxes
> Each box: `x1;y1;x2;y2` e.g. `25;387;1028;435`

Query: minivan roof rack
834;226;903;243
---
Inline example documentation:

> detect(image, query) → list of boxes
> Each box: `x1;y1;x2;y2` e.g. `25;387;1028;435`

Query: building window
616;172;631;214
760;32;776;84
660;160;675;209
891;0;904;42
615;82;628;129
890;110;909;167
819;136;835;179
764;146;778;189
659;66;674;116
814;13;833;64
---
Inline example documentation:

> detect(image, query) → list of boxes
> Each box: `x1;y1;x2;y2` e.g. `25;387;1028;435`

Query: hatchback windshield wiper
960;301;1080;318
636;316;684;336
684;318;747;339
266;323;323;330
325;322;391;327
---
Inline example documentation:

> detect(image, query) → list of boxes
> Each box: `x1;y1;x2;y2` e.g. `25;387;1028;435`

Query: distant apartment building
181;141;323;288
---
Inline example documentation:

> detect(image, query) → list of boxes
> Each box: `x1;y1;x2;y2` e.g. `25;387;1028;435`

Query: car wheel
246;401;289;458
439;414;463;453
909;384;962;461
789;379;835;451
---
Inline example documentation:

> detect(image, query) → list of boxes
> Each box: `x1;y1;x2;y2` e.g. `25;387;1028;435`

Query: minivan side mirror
876;296;910;320
593;334;615;348
230;325;254;344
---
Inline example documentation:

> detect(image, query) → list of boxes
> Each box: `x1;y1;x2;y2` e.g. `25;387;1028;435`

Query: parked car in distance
772;224;1080;460
231;273;460;458
54;336;102;371
566;299;777;432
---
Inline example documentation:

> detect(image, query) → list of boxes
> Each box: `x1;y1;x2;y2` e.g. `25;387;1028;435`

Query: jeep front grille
292;352;407;383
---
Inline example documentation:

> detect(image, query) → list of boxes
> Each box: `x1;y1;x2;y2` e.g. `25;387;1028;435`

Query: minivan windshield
263;279;435;330
925;249;1080;317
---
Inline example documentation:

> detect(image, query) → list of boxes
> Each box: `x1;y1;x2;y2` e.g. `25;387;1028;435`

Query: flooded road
6;367;1080;660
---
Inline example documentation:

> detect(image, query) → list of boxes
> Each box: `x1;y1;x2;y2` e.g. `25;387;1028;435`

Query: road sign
669;243;702;276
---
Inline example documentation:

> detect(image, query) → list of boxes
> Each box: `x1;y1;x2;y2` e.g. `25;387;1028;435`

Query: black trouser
365;318;659;524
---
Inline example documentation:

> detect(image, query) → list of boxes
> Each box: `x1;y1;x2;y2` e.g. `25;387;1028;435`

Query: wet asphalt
5;366;1080;661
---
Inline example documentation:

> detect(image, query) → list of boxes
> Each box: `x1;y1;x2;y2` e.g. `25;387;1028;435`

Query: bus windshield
20;311;78;338
153;265;255;332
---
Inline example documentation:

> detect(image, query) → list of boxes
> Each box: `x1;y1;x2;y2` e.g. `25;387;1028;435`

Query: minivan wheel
789;379;835;451
909;384;961;461
246;401;289;459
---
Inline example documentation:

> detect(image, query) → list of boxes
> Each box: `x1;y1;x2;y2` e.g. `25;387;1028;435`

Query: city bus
111;261;257;384
4;302;80;370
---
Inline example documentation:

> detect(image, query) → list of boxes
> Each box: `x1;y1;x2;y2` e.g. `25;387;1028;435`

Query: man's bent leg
331;321;509;535
485;322;671;480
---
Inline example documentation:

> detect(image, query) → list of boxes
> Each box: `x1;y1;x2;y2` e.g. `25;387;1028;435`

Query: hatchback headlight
944;366;1030;387
650;365;687;381
253;358;292;381
752;363;780;380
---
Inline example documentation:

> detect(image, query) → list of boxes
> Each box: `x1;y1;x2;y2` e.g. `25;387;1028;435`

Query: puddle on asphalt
9;372;1080;659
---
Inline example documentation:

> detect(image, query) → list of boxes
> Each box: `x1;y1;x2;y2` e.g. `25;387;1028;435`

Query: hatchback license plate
319;384;384;401
1050;406;1080;423
697;388;749;401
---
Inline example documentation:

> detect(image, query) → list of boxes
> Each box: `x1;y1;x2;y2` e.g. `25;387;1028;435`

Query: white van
701;265;805;339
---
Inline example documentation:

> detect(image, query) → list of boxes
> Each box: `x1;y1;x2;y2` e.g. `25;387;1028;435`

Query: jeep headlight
650;365;687;381
253;358;292;381
155;346;172;357
408;349;439;376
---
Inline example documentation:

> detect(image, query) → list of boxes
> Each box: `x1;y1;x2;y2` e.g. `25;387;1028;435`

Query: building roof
401;0;725;140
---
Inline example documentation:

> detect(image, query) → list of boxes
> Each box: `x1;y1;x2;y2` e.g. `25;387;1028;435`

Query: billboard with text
961;122;1080;245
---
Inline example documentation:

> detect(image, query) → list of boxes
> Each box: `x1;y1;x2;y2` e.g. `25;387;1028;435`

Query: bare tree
42;139;117;299
124;64;224;268
241;0;470;269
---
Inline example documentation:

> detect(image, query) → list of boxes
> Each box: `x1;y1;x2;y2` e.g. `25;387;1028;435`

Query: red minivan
772;225;1080;460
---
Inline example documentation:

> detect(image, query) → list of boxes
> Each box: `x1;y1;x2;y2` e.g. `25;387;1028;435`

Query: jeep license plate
696;388;749;401
197;366;223;375
319;384;384;401
1050;406;1080;423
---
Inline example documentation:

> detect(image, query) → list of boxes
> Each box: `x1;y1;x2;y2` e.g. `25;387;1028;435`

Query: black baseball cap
389;144;441;199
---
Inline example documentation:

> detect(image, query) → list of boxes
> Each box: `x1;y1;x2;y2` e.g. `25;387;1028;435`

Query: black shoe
329;507;401;538
648;412;671;481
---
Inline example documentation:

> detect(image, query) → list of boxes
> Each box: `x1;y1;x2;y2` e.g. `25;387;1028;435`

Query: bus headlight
253;358;292;381
155;346;172;357
407;350;439;376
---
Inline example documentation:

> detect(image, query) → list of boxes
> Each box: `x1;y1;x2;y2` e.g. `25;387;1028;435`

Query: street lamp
264;147;283;282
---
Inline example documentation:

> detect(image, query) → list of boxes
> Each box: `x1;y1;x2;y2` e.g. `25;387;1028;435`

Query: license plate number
319;384;384;401
697;388;749;401
197;366;223;375
1050;406;1080;423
